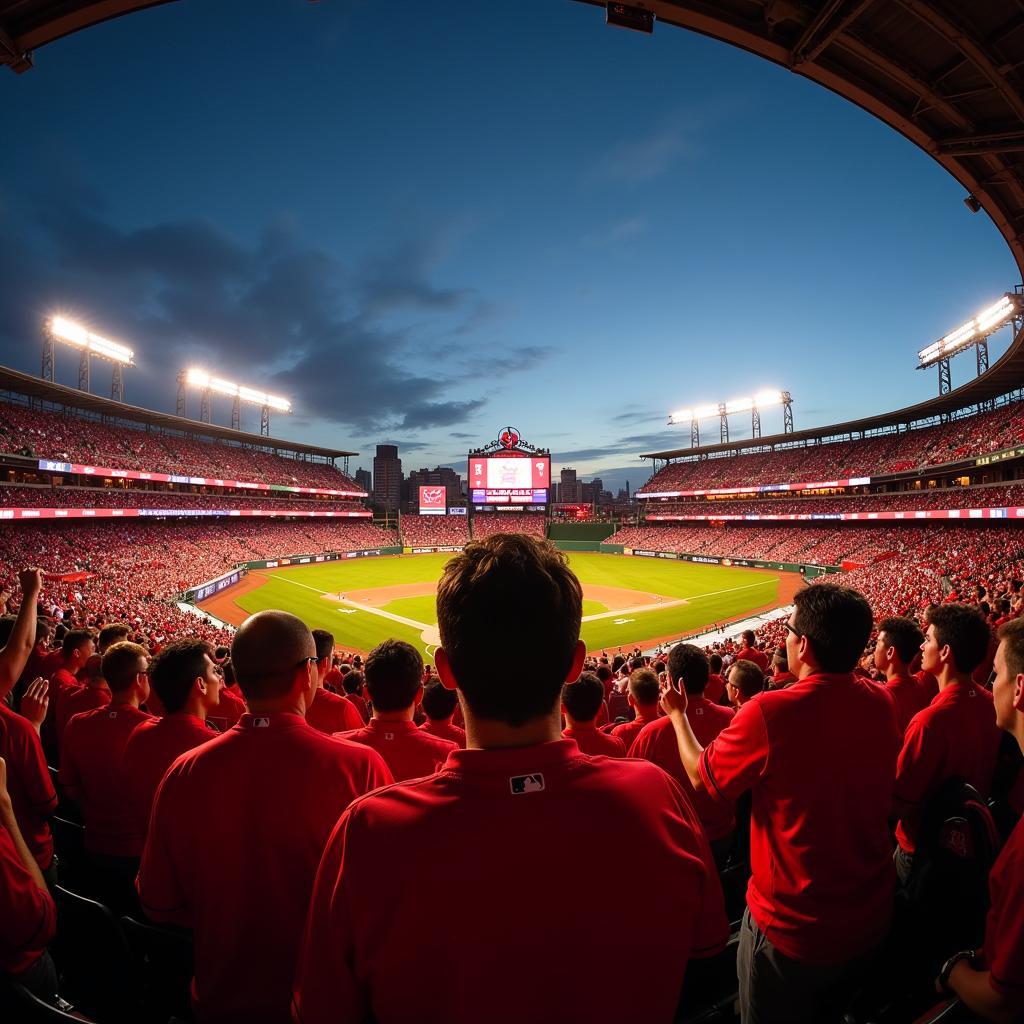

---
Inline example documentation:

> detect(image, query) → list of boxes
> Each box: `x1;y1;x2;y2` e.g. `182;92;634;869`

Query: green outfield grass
230;552;780;662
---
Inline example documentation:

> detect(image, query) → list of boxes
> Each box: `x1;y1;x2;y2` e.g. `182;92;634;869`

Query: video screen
468;455;549;504
418;485;447;515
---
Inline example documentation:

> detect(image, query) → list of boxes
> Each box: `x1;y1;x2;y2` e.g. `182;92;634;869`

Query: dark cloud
0;179;500;437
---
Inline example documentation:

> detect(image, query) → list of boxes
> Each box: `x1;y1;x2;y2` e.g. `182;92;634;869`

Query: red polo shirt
914;669;939;700
982;813;1024;995
0;823;56;976
705;673;726;704
336;719;456;782
292;740;729;1024
345;692;370;723
631;698;735;841
138;712;392;1024
305;688;363;735
122;714;217;838
0;703;57;869
206;688;245;732
58;703;154;856
42;663;81;757
420;719;466;748
698;672;900;963
562;724;626;758
734;646;768;672
894;681;1002;853
611;710;659;752
57;685;111;749
885;674;932;735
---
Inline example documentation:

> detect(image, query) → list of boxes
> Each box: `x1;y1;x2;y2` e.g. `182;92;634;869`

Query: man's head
97;622;130;654
364;639;423;713
311;629;334;682
435;534;584;727
101;641;150;702
771;647;788;673
148;639;221;716
994;618;1024;736
61;628;96;669
561;672;605;726
920;603;991;678
342;670;362;695
874;616;925;674
709;653;723;675
668;643;710;696
727;660;765;706
231;610;317;707
627;667;660;711
421;679;458;723
740;630;755;648
787;584;873;676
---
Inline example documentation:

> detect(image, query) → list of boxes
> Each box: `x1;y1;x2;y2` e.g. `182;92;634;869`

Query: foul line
271;575;433;632
580;577;779;624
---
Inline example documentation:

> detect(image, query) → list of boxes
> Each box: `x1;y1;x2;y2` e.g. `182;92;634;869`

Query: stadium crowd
398;513;469;547
638;400;1024;494
1;533;1022;1024
470;512;547;540
0;401;361;491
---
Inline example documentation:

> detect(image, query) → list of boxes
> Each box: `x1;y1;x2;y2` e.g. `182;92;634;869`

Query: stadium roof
611;0;1024;461
0;1;174;72
0;365;357;460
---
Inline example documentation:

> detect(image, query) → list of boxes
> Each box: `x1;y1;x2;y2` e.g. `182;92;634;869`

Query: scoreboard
468;454;550;504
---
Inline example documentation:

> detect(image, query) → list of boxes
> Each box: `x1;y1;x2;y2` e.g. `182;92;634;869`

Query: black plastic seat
0;978;85;1023
120;915;194;1023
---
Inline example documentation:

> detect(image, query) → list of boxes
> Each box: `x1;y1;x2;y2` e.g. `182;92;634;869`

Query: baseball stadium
2;3;1024;1024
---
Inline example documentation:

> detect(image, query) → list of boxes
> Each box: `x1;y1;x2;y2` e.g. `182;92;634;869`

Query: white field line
270;574;432;632
581;577;779;624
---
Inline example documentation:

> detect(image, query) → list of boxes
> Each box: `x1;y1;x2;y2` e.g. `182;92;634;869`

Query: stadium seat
120;915;194;1023
51;885;140;1024
0;979;84;1024
677;933;740;1023
48;817;85;889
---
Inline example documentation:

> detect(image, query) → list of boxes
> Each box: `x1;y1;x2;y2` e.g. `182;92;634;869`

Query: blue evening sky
1;1;1017;493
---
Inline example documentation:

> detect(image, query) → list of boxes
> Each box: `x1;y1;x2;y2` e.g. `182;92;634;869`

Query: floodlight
186;368;211;388
265;394;291;412
49;316;133;364
725;397;753;414
918;293;1020;368
668;408;692;424
754;389;784;408
209;377;239;397
693;404;720;419
50;317;87;345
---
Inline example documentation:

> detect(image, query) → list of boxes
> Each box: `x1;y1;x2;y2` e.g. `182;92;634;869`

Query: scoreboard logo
419;486;446;514
498;426;520;450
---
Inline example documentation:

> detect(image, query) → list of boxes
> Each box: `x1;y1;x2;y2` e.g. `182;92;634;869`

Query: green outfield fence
547;522;616;552
597;545;841;578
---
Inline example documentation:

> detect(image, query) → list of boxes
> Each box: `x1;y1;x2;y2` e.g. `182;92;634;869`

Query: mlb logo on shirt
385;732;395;740
252;717;270;728
510;774;544;795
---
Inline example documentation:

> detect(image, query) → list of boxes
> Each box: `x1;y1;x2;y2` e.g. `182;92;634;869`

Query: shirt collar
442;738;584;778
366;718;419;735
239;711;308;730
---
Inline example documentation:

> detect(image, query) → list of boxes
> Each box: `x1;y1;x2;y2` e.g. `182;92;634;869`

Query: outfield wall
598;544;841;578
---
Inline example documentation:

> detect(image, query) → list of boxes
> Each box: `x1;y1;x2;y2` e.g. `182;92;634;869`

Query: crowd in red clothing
638;400;1024;494
0;400;362;490
398;513;468;547
470;512;547;539
1;533;1023;1024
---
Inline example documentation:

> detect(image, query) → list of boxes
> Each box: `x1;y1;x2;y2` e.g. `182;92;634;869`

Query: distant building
373;445;402;511
354;467;372;493
559;467;582;504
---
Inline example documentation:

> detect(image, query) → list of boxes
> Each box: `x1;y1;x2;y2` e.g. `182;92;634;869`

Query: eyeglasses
784;622;802;638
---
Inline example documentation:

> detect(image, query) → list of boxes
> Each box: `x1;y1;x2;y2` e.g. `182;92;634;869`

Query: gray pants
737;908;875;1023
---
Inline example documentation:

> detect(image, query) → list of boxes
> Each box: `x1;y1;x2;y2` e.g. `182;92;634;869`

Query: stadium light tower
668;390;793;446
917;293;1023;398
45;316;135;400
181;368;291;435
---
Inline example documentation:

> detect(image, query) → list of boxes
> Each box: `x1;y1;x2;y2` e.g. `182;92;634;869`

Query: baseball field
199;552;798;662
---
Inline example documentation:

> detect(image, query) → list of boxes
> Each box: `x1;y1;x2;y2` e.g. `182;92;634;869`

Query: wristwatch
938;950;977;994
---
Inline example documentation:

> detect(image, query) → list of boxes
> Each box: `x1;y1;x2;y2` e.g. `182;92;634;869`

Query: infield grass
232;552;780;661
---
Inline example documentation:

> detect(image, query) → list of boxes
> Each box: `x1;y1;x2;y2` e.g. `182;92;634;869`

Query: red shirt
138;712;392;1024
207;688;245;732
631;698;736;841
0;822;56;976
345;692;370;724
894;681;1002;853
57;685;111;749
0;703;57;869
914;669;939;700
611;710;659;752
734;647;768;672
42;663;81;757
122;714;217;838
705;673;726;704
698;672;900;963
292;739;729;1024
562;724;626;758
982;812;1024;994
305;688;363;735
420;719;466;748
337;719;457;782
884;674;932;735
771;671;797;688
58;703;154;856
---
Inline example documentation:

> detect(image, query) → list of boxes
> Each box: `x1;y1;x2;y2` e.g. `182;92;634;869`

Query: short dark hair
595;664;612;684
421;679;458;721
998;617;1024;680
709;653;723;673
149;639;214;714
668;643;710;696
561;672;605;723
729;660;765;700
342;670;362;695
929;603;991;674
311;629;334;663
792;584;873;673
101;641;148;693
878;616;925;666
62;629;95;658
741;630;755;646
97;623;130;651
222;659;236;686
437;534;582;727
628;668;660;706
364;640;422;712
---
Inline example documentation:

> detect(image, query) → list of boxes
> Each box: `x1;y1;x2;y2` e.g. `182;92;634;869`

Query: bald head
232;610;316;701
